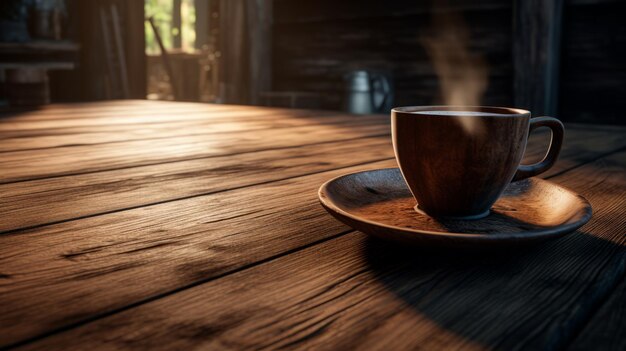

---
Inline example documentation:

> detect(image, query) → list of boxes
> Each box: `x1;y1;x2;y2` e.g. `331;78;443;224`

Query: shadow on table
363;231;625;349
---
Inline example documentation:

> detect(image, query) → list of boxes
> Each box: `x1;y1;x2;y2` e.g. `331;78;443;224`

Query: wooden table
0;101;625;350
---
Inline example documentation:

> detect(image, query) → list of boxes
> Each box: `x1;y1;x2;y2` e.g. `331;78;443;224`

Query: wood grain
0;126;621;233
0;100;224;119
0;105;337;131
0;123;388;184
1;103;624;349
0;159;395;347
568;275;626;351
0;136;393;232
17;150;626;350
0;105;339;132
1;131;623;348
0;113;383;152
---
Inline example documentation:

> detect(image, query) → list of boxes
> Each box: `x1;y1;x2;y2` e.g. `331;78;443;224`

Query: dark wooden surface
0;100;625;350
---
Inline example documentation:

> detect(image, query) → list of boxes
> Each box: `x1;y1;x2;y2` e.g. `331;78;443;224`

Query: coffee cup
391;106;564;220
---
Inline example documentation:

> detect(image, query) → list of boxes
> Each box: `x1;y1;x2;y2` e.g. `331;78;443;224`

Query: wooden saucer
318;168;592;248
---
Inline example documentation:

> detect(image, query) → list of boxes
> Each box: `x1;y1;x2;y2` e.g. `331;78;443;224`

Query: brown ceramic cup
391;106;564;220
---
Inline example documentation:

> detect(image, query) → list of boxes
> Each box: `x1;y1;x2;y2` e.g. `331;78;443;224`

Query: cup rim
392;105;530;116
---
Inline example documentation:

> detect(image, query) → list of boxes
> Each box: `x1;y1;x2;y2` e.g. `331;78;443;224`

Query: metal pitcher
344;70;392;114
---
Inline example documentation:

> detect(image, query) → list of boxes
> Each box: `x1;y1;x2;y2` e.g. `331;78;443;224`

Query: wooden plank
0;105;337;131
568;276;626;351
0;113;384;152
0;109;345;136
17;150;626;350
0;110;617;146
0;100;224;119
535;127;626;177
513;0;564;116
0;101;338;126
565;123;626;132
0;99;318;120
0;136;394;232
0;101;208;120
0;126;622;233
0;123;389;184
13;107;605;137
0;159;393;347
1;128;623;347
0;111;355;138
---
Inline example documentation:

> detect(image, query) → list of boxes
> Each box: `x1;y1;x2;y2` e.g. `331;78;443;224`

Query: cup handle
512;116;564;181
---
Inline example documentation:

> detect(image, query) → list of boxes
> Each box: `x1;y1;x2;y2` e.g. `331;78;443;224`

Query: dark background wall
272;0;626;125
560;0;626;124
50;0;146;101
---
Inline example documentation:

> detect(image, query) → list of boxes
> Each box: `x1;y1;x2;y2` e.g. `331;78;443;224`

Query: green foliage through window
145;0;196;54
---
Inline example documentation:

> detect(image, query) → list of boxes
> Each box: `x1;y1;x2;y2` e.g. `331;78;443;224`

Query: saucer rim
318;167;593;241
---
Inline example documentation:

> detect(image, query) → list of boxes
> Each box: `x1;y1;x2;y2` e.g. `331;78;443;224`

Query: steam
421;4;488;135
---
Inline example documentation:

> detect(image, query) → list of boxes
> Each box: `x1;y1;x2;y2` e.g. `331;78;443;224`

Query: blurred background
0;0;624;124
